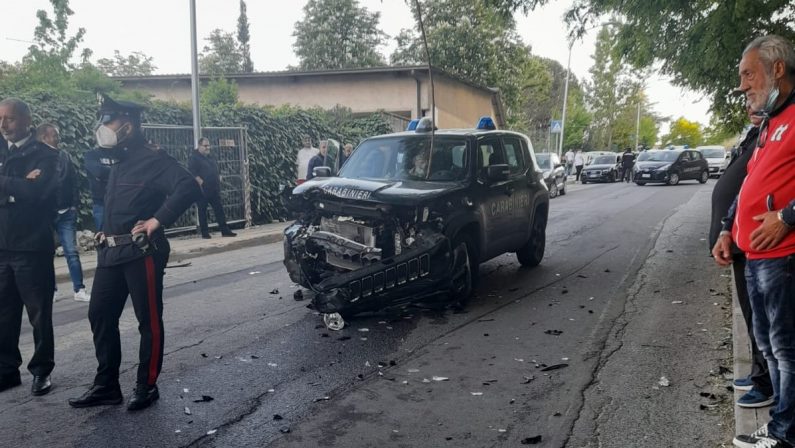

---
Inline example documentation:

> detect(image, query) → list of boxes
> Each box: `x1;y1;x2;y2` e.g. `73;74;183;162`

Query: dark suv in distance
633;148;709;185
581;154;621;183
535;152;566;197
283;117;550;328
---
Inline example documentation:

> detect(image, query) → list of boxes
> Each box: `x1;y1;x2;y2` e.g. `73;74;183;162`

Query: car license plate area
642;174;651;178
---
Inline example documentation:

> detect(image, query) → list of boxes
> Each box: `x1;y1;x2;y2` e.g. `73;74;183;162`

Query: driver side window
477;138;503;180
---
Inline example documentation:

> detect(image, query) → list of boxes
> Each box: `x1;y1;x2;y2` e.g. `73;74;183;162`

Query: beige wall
432;77;497;129
121;72;497;129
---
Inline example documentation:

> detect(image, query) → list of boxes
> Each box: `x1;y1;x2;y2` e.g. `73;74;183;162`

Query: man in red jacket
713;35;795;448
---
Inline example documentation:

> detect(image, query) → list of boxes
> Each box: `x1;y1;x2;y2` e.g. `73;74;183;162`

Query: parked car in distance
583;151;615;166
695;145;729;177
535;152;566;197
581;154;621;183
633;148;709;185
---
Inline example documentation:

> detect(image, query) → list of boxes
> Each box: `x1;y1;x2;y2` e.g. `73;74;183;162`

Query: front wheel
517;208;547;267
549;182;558;198
667;172;680;185
698;170;709;184
450;233;477;306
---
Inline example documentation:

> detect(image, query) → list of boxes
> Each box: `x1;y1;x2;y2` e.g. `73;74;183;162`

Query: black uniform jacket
187;150;221;198
0;132;59;252
54;149;80;210
83;148;114;204
98;138;201;267
708;126;760;255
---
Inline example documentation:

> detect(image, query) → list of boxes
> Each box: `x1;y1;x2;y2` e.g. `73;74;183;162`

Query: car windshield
699;148;725;158
637;151;679;162
591;155;615;165
338;135;468;181
535;153;551;169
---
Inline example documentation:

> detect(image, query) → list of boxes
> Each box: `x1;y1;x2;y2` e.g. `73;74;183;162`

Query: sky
2;0;714;134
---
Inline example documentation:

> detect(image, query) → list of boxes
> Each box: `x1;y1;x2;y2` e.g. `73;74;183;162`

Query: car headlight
655;164;671;171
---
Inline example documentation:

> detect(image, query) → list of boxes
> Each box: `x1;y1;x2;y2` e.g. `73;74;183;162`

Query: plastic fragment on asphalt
313;396;330;402
183;388;189;393
658;376;670;387
273;414;283;420
280;427;291;434
200;353;208;358
184;407;192;415
267;362;278;367
251;355;260;359
544;330;563;336
269;288;279;294
521;376;535;384
408;368;420;373
432;376;449;382
561;357;569;361
249;271;260;275
360;337;368;341
540;364;569;372
267;388;275;393
175;430;181;433
365;361;371;367
514;358;524;362
206;429;217;435
521;435;542;444
422;378;431;383
192;395;214;403
672;301;684;304
471;392;483;396
358;328;369;332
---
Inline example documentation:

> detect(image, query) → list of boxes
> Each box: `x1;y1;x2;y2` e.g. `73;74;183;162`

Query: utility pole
634;101;641;150
559;40;573;157
189;0;201;148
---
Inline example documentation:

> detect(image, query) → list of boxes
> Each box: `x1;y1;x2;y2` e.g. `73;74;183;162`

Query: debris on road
521;375;535;384
544;330;563;336
192;395;214;403
671;300;684;304
184;407;192;415
293;290;304;301
206;429;217;435
471;392;483;396
313;396;330;402
270;288;279;294
521;435;542;444
249;271;261;275
540;364;569;372
279;427;291;434
432;376;449;382
658;376;671;387
273;414;284;421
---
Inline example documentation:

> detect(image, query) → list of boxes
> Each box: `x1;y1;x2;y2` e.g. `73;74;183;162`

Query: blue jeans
54;208;85;293
92;203;104;232
746;255;795;443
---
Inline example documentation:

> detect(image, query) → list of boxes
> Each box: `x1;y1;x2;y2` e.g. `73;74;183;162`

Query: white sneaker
733;424;769;448
74;289;91;302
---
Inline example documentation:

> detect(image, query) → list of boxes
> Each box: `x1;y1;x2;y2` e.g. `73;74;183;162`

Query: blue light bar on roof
406;119;419;131
476;116;496;130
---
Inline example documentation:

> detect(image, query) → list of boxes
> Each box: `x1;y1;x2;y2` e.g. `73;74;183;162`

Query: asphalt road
1;179;734;448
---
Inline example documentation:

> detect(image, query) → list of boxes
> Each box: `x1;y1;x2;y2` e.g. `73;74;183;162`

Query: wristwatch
778;209;794;229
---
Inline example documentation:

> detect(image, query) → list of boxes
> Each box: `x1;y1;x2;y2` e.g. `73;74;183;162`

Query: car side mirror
312;166;332;178
486;164;510;182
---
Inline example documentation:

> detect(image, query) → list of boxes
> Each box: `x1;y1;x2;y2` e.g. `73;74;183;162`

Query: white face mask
762;83;780;114
95;125;118;148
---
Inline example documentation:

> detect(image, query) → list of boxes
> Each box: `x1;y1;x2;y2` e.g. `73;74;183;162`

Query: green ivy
0;88;392;227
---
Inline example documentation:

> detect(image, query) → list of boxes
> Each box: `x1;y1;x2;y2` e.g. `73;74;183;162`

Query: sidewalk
54;221;289;283
732;270;768;436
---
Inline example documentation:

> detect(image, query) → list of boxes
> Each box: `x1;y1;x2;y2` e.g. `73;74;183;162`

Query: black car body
283;120;549;323
633;149;709;185
535;152;566;197
581;154;621;183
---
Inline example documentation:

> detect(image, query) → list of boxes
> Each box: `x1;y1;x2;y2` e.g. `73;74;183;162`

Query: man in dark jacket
709;107;773;409
188;137;235;239
0;98;59;396
83;148;115;231
36;123;90;303
620;148;635;183
68;95;201;411
306;139;328;180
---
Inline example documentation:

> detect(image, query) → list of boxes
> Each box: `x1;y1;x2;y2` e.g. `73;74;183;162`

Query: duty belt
103;234;135;247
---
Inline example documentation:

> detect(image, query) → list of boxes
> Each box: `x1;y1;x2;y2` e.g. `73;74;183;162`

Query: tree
663;117;703;147
96;51;156;76
201;77;239;109
392;0;538;128
293;0;387;70
564;1;795;131
237;0;254;73
27;0;91;68
587;25;633;151
199;29;245;75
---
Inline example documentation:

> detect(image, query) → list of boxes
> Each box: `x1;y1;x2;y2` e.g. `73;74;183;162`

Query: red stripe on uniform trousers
144;256;161;386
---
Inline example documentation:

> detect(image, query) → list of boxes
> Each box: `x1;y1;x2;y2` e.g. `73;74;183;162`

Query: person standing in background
188;137;236;239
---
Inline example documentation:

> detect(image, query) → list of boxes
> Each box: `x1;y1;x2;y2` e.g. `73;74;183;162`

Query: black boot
68;384;123;408
127;384;159;411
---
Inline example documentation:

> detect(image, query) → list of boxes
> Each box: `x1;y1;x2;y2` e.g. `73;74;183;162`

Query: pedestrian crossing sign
550;120;562;134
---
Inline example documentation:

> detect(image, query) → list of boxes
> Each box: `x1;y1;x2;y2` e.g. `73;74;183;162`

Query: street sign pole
559;40;573;157
189;0;201;148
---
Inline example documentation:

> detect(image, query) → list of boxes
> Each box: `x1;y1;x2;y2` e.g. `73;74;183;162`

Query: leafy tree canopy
237;0;254;73
96;50;156;77
199;29;246;75
293;0;387;70
663;117;703;147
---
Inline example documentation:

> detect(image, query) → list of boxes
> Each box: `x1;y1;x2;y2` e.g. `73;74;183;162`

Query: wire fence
142;125;251;233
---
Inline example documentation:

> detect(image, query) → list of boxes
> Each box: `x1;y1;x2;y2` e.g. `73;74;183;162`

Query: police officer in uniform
69;96;200;411
0;98;59;396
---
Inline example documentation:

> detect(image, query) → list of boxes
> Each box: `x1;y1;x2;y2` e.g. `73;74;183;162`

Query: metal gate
142;125;252;233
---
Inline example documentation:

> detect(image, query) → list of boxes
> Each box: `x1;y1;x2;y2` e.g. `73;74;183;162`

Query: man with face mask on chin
712;35;795;448
68;95;200;411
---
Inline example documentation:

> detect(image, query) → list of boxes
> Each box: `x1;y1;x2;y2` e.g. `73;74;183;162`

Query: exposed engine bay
283;190;455;322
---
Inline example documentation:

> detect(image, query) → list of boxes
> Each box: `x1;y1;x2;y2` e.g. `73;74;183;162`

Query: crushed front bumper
284;228;453;315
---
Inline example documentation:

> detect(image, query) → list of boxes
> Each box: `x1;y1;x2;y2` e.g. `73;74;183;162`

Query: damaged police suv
283;117;549;329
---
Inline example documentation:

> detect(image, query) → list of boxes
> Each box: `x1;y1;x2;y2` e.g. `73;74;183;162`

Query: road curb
55;231;285;283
